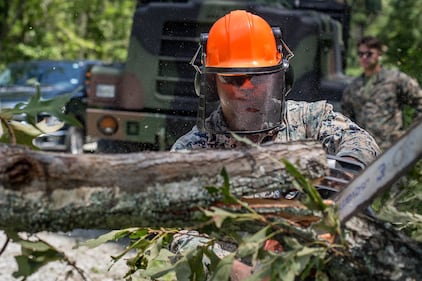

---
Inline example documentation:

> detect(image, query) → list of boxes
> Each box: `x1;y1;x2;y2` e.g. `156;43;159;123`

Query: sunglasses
217;74;267;87
357;51;374;58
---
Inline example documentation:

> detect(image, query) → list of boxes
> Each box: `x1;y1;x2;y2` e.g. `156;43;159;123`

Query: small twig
0;118;16;145
34;234;90;281
0;235;10;256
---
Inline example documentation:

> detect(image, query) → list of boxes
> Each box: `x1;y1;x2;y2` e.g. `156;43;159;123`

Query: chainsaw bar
333;119;422;223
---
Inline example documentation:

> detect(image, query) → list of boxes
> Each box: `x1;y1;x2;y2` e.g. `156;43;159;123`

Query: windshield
0;61;84;90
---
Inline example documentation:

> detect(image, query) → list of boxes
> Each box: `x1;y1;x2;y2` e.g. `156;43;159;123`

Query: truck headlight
97;115;118;135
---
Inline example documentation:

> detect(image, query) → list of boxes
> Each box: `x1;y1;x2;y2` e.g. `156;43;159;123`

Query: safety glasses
217;74;269;87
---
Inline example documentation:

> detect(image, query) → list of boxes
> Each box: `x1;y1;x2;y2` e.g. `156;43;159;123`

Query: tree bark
1;142;421;280
0;141;327;232
329;215;422;280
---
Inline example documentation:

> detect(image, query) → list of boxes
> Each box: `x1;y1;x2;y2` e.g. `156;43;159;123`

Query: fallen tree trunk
0;141;327;232
1;142;422;280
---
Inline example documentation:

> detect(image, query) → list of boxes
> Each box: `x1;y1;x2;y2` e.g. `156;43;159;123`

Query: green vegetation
0;0;135;67
346;0;422;83
81;165;344;280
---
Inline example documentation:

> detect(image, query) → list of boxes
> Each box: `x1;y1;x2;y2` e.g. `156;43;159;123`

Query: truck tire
66;126;85;154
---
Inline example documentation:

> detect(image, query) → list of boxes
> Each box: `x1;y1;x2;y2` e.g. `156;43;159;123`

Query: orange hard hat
206;10;282;70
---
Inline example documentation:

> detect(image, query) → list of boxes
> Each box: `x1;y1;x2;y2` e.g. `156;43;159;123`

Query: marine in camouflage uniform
341;36;422;151
342;68;422;150
172;12;379;166
171;11;380;280
172;100;380;166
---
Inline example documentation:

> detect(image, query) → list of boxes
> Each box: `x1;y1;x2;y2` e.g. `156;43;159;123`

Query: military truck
86;0;351;153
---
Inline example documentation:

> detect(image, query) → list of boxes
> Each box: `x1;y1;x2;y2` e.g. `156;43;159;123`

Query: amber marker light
97;115;118;135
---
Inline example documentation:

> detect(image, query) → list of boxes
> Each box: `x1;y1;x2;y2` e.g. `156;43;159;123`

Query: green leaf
143;248;178;280
237;226;271;258
12;240;64;278
35;118;64;133
204;186;221;195
0;108;15;120
209;254;235;281
8;91;81;129
19;240;53;252
203;246;223;273
203;207;256;228
220;167;238;204
296;246;325;258
13;255;34;278
81;227;139;248
282;159;326;211
6;120;41;148
186;246;207;280
173;256;193;281
9;120;43;137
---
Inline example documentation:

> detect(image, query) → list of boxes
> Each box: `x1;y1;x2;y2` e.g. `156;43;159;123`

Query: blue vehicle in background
0;60;102;154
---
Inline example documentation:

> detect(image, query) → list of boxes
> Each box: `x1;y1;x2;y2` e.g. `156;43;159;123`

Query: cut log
0;141;328;232
1;142;422;280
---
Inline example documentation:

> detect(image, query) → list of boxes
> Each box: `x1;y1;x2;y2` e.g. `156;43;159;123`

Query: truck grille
156;21;210;98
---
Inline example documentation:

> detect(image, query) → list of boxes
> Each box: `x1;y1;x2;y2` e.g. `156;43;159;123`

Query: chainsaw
333;118;422;223
174;120;422;262
228;118;422;225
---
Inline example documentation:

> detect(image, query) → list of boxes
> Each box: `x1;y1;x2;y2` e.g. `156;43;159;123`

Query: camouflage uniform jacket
172;100;380;166
341;68;422;150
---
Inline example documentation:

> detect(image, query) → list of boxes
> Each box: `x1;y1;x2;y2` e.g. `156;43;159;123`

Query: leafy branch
0;82;80;148
81;162;346;281
5;231;89;281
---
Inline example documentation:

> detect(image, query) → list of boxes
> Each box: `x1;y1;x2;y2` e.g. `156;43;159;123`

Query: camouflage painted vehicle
86;0;351;153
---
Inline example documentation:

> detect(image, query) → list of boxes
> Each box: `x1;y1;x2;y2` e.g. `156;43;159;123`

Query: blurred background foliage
346;0;422;84
1;0;421;84
0;0;135;65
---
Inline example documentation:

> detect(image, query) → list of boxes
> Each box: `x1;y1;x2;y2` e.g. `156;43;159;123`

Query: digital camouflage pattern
172;100;381;166
341;68;422;150
171;99;381;261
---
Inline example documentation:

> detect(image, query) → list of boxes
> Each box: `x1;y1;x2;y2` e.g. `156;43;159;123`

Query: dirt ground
0;230;144;281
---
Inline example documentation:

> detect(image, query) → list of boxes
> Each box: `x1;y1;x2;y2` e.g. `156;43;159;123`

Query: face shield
193;53;292;135
191;11;294;135
214;71;285;133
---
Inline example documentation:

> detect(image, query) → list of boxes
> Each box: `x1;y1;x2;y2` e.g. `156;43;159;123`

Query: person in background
341;35;422;151
171;10;380;280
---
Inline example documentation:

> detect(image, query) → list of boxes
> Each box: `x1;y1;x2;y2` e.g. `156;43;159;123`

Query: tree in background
0;0;135;66
377;0;422;83
2;0;421;85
